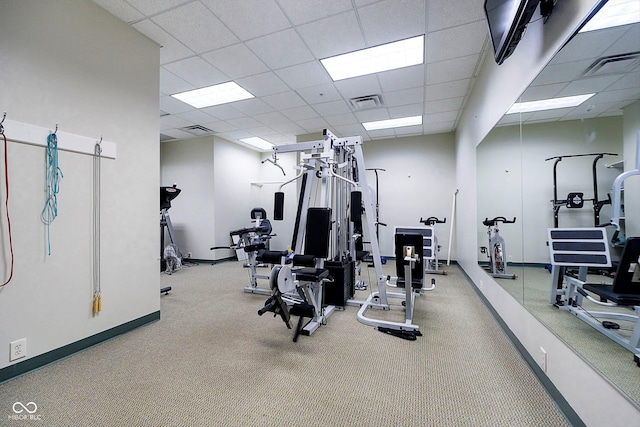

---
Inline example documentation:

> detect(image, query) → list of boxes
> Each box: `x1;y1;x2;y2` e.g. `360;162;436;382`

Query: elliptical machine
481;216;517;280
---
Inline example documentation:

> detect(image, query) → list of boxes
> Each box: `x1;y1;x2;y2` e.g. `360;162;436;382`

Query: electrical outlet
540;347;547;373
10;338;27;362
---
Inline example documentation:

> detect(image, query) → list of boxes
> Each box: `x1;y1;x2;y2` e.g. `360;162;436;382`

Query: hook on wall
0;112;6;134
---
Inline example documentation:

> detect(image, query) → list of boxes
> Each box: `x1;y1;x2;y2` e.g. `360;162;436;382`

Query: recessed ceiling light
507;94;595;114
240;137;274;151
580;0;640;33
362;116;423;131
171;82;254;108
321;35;424;81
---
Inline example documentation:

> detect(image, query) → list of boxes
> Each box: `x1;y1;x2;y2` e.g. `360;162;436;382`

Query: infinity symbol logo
13;402;37;414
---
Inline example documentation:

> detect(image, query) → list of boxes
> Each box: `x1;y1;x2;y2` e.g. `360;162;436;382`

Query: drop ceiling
90;0;639;148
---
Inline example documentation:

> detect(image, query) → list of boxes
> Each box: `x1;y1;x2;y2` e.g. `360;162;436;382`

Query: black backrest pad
395;233;424;280
613;237;640;294
304;208;332;259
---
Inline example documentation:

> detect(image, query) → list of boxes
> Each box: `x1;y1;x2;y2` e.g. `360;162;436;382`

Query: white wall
457;0;640;424
160;137;297;260
0;0;159;371
362;133;456;258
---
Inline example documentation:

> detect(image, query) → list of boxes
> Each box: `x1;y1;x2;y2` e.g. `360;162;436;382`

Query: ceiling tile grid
92;1;638;150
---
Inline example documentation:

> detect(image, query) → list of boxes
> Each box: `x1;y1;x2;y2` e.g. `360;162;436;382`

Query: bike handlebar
482;217;516;227
419;216;446;225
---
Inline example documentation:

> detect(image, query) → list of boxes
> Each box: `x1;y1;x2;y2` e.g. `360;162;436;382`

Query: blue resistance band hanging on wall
41;128;63;255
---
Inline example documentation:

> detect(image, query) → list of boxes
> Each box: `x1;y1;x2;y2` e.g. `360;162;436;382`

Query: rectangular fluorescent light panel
321;35;424;81
507;94;595;114
580;0;640;32
240;137;274;151
362;116;422;131
172;82;254;108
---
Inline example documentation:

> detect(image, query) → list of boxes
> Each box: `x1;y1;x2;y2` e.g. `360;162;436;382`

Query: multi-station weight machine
257;129;425;340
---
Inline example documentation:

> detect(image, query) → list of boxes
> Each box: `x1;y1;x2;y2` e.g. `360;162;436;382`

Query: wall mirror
477;3;640;405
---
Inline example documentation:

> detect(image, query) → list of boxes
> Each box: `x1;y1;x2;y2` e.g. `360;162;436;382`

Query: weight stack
323;260;355;307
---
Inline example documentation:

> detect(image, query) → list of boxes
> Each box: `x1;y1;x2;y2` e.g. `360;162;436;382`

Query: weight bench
548;228;640;365
258;208;335;342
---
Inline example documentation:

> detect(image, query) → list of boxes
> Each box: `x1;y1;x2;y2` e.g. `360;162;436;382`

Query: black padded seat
257;250;291;264
293;267;330;282
244;243;266;253
583;284;640;306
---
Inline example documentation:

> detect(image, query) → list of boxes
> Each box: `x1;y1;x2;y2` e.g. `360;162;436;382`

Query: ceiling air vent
583;52;640;77
180;125;214;136
349;94;384;111
160;110;170;117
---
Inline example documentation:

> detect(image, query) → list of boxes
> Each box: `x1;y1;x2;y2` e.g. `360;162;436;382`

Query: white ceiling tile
201;104;246;120
332;124;368;137
424;97;463;114
281;105;320;121
201;44;269;79
394;125;423;136
163;57;228;88
262;91;307;110
422;121;455;134
226;116;264;130
424;110;458;123
269;121;305;134
358;0;426;46
246;29;315;69
366;128;396;139
93;0;145;23
383;88;424;107
253;111;293;125
427;20;487;62
297;11;366;58
532;59;593;86
589;87;640;104
175;109;217;124
297;83;343;104
236;72;290;97
426;0;486;32
277;0;352;25
161;128;198;140
132;19;192;64
160;68;194;95
426;55;479;85
312;100;352;116
552;29;625;64
607;72;640;91
334;74;382;99
231;99;275;116
425;79;470;102
608;25;640;56
124;0;188;15
354;108;390;122
152;2;238;54
558;75;625;97
160;95;193;114
201;120;238;133
388;103;424;117
201;0;290;40
324;113;359;127
275;61;332;90
520;82;568;101
377;65;425;92
160;114;192;130
296;117;331;132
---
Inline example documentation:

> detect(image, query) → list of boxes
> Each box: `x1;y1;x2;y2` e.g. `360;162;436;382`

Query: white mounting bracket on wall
2;118;116;159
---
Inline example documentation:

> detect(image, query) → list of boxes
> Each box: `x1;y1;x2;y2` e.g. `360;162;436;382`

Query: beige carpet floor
0;261;569;426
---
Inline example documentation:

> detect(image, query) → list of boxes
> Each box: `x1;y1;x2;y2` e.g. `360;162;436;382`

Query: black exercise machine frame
545;152;617;228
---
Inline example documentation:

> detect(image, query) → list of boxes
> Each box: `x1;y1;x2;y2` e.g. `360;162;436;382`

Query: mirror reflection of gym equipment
546;152;617;228
480;216;517;280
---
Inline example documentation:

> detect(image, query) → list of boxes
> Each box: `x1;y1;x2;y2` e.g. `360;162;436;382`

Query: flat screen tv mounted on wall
484;0;541;65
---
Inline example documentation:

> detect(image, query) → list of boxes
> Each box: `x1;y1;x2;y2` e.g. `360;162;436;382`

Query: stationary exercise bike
418;216;446;275
481;216;517;280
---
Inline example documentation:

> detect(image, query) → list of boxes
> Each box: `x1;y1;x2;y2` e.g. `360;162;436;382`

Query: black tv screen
484;0;541;65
